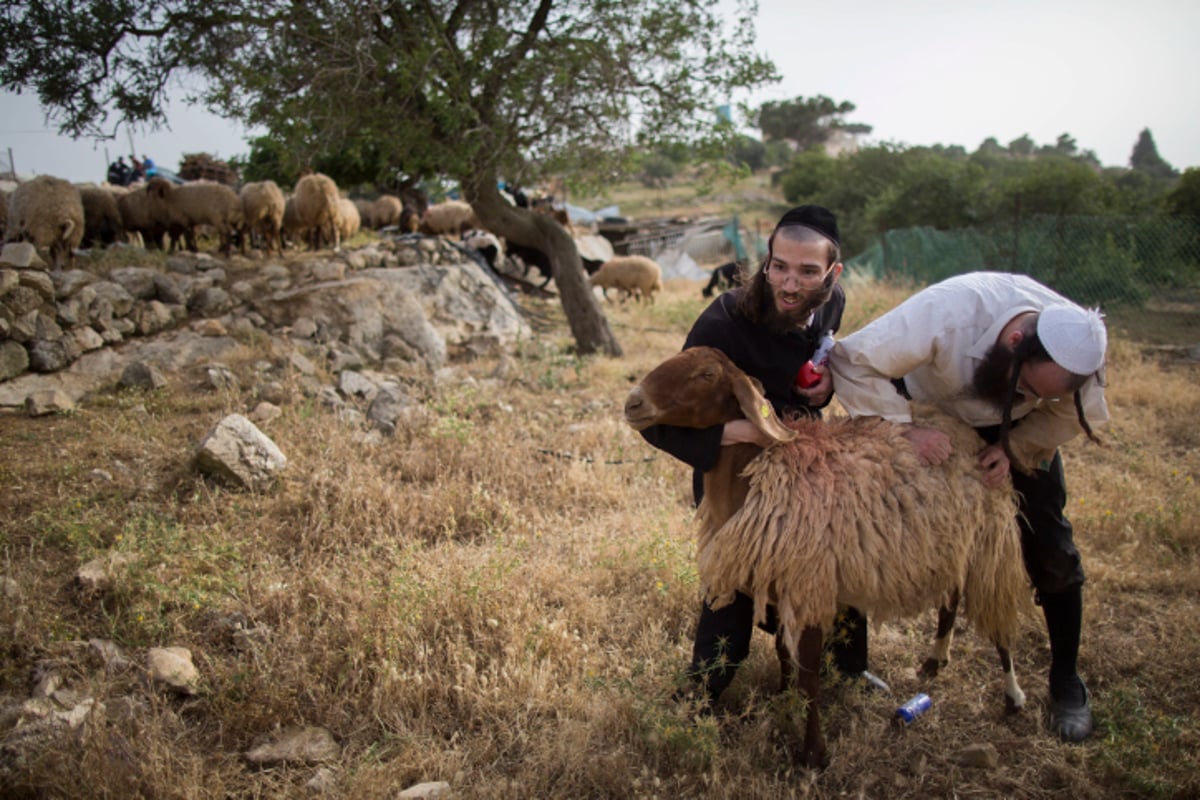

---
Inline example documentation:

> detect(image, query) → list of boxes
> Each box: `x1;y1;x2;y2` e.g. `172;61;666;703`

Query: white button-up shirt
829;272;1109;468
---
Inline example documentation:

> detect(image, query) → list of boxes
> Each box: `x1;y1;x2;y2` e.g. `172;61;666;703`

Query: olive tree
1;0;777;355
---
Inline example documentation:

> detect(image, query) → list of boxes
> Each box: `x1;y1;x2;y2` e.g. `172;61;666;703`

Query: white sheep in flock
5;175;85;269
292;173;341;251
623;345;1032;769
419;199;477;236
335;196;362;242
240;180;286;256
589;255;663;303
147;177;243;257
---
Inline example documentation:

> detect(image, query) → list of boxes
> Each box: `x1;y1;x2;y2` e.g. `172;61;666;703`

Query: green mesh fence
847;215;1200;307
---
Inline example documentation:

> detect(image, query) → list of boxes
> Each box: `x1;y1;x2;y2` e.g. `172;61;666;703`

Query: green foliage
1130;128;1177;179
1;0;777;193
1165;167;1200;219
751;94;871;150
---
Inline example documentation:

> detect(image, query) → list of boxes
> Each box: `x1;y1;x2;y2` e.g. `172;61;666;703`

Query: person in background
828;271;1108;743
142;154;157;178
639;205;888;711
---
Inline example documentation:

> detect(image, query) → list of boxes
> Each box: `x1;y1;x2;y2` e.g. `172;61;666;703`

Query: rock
88;638;132;672
192;318;228;337
0;241;44;268
17;269;56;302
205;365;239;391
24;389;75;416
306;767;338;793
108;267;160;300
76;552;134;592
193;413;287;491
243;725;341;766
338;370;376;401
307;261;345;283
248;401;282;425
951;742;1000;769
0;340;30;380
3;284;45;316
398;781;452;799
146;647;200;695
119;361;168;390
52;269;98;300
89;280;135;317
291;317;319;339
71;325;106;353
366;384;411;435
0;268;18;296
135;300;176;336
188;286;234;318
27;338;73;373
288;351;318;376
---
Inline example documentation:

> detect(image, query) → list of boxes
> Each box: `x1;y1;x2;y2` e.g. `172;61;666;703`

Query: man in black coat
640;205;888;709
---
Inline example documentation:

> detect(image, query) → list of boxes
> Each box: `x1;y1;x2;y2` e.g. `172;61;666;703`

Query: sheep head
624;346;796;443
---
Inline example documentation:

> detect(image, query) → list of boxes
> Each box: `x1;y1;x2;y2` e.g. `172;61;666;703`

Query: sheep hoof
1004;691;1026;715
919;658;945;678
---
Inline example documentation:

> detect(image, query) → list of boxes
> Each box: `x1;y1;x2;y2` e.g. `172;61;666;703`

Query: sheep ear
731;373;796;443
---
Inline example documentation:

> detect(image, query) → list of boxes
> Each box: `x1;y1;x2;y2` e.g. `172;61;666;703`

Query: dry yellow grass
2;206;1199;796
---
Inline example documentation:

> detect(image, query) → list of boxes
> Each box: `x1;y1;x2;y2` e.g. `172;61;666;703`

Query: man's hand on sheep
721;419;777;448
902;425;952;465
794;364;834;406
976;443;1011;489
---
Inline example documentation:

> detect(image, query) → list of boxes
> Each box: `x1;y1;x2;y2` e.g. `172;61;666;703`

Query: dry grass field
2;180;1199;798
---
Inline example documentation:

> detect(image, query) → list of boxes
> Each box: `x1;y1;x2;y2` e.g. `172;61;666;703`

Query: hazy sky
2;0;1197;183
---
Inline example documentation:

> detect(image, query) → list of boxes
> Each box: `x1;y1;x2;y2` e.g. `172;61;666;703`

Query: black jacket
639;284;846;502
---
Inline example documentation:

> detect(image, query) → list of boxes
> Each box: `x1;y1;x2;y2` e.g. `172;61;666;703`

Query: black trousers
688;593;867;701
975;427;1085;595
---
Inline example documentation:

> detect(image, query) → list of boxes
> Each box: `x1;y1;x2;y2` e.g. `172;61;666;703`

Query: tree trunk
462;172;622;357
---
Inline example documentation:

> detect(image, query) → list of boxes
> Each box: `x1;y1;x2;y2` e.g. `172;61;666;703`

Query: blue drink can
895;693;932;724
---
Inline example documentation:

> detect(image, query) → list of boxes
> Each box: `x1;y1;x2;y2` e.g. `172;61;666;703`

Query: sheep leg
775;634;796;691
996;644;1026;713
796;624;828;770
921;588;960;677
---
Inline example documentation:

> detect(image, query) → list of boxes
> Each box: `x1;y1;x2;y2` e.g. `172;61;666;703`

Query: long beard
763;280;832;334
970;342;1018;409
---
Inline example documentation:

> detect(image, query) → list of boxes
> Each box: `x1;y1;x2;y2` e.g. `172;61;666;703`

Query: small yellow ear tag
760;403;771;419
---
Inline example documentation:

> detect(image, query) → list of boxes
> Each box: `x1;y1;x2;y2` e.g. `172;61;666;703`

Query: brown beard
762;275;835;335
970;342;1018;409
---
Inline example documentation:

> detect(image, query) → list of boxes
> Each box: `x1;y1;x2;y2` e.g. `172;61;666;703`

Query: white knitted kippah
1037;304;1107;375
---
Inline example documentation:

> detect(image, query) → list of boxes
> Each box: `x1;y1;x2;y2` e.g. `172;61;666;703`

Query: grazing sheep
419;199;477;236
292;173;341;251
78;185;124;248
240;180;286;256
116;184;165;249
147;177;243;256
623;346;1030;768
371;194;404;229
336;197;361;241
590;255;663;302
5;175;85;270
354;198;376;230
702;261;742;298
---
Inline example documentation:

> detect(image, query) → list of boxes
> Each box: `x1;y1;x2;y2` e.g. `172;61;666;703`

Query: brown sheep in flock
623;346;1031;769
240;180;286;256
147;177;243;257
79;185;124;248
419;199;477;236
5;175;85;270
353;198;376;230
116;184;165;249
589;255;663;303
292;173;341;251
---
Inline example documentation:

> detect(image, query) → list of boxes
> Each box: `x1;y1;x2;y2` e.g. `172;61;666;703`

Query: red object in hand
794;332;835;389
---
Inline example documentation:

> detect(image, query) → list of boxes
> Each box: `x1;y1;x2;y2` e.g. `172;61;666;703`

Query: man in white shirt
829;271;1108;743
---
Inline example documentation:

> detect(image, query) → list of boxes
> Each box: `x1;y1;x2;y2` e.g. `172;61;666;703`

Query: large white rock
193;413;287;491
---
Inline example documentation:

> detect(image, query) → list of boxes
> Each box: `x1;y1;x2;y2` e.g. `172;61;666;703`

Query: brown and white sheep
292;173;341;251
147;177;243;256
5;175;85;270
419;199;477;236
590;255;663;302
623;346;1031;769
240;180;286;256
78;185;124;248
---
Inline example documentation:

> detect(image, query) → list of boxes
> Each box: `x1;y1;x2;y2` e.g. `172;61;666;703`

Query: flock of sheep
1;172;665;303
